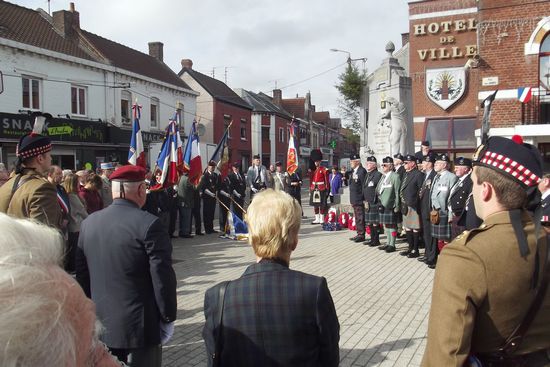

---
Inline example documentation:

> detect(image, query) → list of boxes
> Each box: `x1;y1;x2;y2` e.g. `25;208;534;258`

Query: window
262;126;270;141
240;125;247;140
71;86;86;116
22;77;40;109
150;98;159;128
279;127;285;143
424;117;477;151
539;33;550;124
121;90;131;124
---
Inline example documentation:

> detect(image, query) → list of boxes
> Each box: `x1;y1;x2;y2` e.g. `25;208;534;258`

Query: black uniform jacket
349;165;367;205
227;171;247;198
76;199;177;349
362;169;383;204
400;169;424;209
419;170;436;220
449;174;473;217
200;170;220;196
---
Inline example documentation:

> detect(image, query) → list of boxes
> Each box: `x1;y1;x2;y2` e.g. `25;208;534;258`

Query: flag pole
228;195;247;214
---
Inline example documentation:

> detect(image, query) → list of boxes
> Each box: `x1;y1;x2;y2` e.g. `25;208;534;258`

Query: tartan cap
473;135;542;187
16;133;52;159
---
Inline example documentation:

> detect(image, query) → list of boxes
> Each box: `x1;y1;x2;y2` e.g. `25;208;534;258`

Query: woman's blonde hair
245;189;301;259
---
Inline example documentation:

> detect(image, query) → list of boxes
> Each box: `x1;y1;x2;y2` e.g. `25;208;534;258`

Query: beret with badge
366;156;377;163
454;157;472;168
350;153;361;161
382;156;394;164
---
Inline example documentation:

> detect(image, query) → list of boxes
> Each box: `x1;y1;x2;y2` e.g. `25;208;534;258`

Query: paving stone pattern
163;199;434;367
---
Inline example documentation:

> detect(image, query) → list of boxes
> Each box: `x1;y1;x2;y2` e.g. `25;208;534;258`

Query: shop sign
426;67;466;110
299;146;311;156
0;113;106;143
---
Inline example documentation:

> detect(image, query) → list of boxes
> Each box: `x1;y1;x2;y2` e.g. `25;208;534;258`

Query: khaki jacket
0;168;62;229
422;211;550;366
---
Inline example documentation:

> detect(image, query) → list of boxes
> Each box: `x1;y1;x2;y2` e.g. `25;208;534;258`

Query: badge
368;181;374;187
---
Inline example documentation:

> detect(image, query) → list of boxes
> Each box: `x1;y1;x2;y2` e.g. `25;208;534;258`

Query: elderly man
348;154;367;242
0;132;62;229
247;154;268;201
99;162;115;207
377;157;402;253
399;154;424;258
422;136;550;366
418;153;437;264
447;157;473;240
0;213;122;366
363;156;383;247
203;189;340;366
273;161;288;192
76;165;177;366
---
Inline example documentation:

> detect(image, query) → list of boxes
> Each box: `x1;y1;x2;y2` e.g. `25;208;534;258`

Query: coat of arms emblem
426;67;466;110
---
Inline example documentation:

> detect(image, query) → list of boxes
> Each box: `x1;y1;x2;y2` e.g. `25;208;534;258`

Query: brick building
408;0;550;170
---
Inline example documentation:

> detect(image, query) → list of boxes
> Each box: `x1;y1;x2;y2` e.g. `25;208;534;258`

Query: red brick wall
477;0;550;127
213;101;252;164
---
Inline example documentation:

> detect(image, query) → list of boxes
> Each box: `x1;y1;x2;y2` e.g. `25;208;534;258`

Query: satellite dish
197;123;206;136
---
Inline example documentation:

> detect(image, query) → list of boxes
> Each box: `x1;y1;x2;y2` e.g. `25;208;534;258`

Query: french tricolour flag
518;87;532;104
128;104;146;168
183;120;202;186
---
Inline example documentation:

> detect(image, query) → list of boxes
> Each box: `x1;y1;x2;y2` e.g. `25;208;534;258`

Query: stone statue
379;97;407;156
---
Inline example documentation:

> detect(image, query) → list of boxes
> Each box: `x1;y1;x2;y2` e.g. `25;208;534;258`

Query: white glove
251;187;258;193
232;190;242;198
204;189;216;198
220;190;230;198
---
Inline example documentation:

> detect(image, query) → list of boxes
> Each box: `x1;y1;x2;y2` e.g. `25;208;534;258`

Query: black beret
403;154;416;162
253;154;260;159
366;156;377;163
16;133;52;159
350;153;361;160
473;135;542;187
454;157;472;168
421;140;430;147
393;153;404;161
436;154;450;162
423;154;436;163
382;156;394;164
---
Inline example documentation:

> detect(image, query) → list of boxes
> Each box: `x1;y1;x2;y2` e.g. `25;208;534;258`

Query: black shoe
428;263;436;269
407;251;420;258
425;260;436;266
195;232;204;236
385;246;396;253
170;234;178;238
378;245;388;251
350;236;359;241
353;236;365;243
399;250;411;256
368;241;381;247
417;256;426;262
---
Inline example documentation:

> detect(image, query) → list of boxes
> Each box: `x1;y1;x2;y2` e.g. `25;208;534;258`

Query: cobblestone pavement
163;199;434;367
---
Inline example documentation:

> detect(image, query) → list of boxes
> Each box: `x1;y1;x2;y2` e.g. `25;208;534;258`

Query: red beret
110;165;146;182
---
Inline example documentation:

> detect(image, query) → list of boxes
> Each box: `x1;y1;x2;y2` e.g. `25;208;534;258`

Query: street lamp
330;48;367;66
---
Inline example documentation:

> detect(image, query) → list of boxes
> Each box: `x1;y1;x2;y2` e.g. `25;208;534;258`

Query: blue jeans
178;206;192;236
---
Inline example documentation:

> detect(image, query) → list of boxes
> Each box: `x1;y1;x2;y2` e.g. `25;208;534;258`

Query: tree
335;63;367;136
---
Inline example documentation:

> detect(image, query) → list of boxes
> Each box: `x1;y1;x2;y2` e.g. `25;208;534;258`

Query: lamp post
330;48;367;66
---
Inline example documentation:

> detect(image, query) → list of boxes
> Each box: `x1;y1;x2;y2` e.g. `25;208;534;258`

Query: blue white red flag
222;209;248;241
128;103;146;168
183;120;202;186
286;118;298;174
152;117;180;189
518;87;532;103
210;122;231;179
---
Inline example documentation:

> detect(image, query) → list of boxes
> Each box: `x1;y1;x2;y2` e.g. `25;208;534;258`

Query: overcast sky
13;0;409;125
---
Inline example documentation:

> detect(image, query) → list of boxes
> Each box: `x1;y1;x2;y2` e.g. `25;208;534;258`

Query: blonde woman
63;173;88;273
203;189;340;366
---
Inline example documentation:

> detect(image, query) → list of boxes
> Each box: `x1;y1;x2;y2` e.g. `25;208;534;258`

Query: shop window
22;76;40;110
71;86;86;116
150;98;159;128
262;126;270;141
539;33;550;124
121;90;131;124
424;117;477;151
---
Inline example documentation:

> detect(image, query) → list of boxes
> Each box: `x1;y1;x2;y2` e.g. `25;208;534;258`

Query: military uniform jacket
310;166;330;192
0;168;62;229
286;172;302;197
362;169;382;204
200;170;220;196
377;171;401;210
395;165;405;181
421;211;550;366
448;173;473;217
419;170;436;220
203;260;340;367
349;165;367;205
76;199;177;349
227;171;247;198
400;169;424;209
430;170;458;213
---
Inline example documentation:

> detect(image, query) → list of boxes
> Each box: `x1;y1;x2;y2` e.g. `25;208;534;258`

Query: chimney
52;2;80;38
181;59;193;70
272;89;282;106
148;42;164;62
401;32;410;47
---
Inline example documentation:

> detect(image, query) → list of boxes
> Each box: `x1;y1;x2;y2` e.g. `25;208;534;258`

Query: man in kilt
348;154;367;242
399;154;425;258
309;149;330;224
363;156;383;247
428;154;457;268
447;157;473;240
377;157;402;253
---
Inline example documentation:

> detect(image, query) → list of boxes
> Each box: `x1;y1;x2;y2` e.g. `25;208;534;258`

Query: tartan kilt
403;207;421;230
431;212;451;240
309;189;328;207
379;208;398;225
365;204;380;224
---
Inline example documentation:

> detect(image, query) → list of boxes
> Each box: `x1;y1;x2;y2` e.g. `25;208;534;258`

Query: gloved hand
220;190;230;198
394;206;400;214
233;190;242;198
204;189;216;198
251;187;258;193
